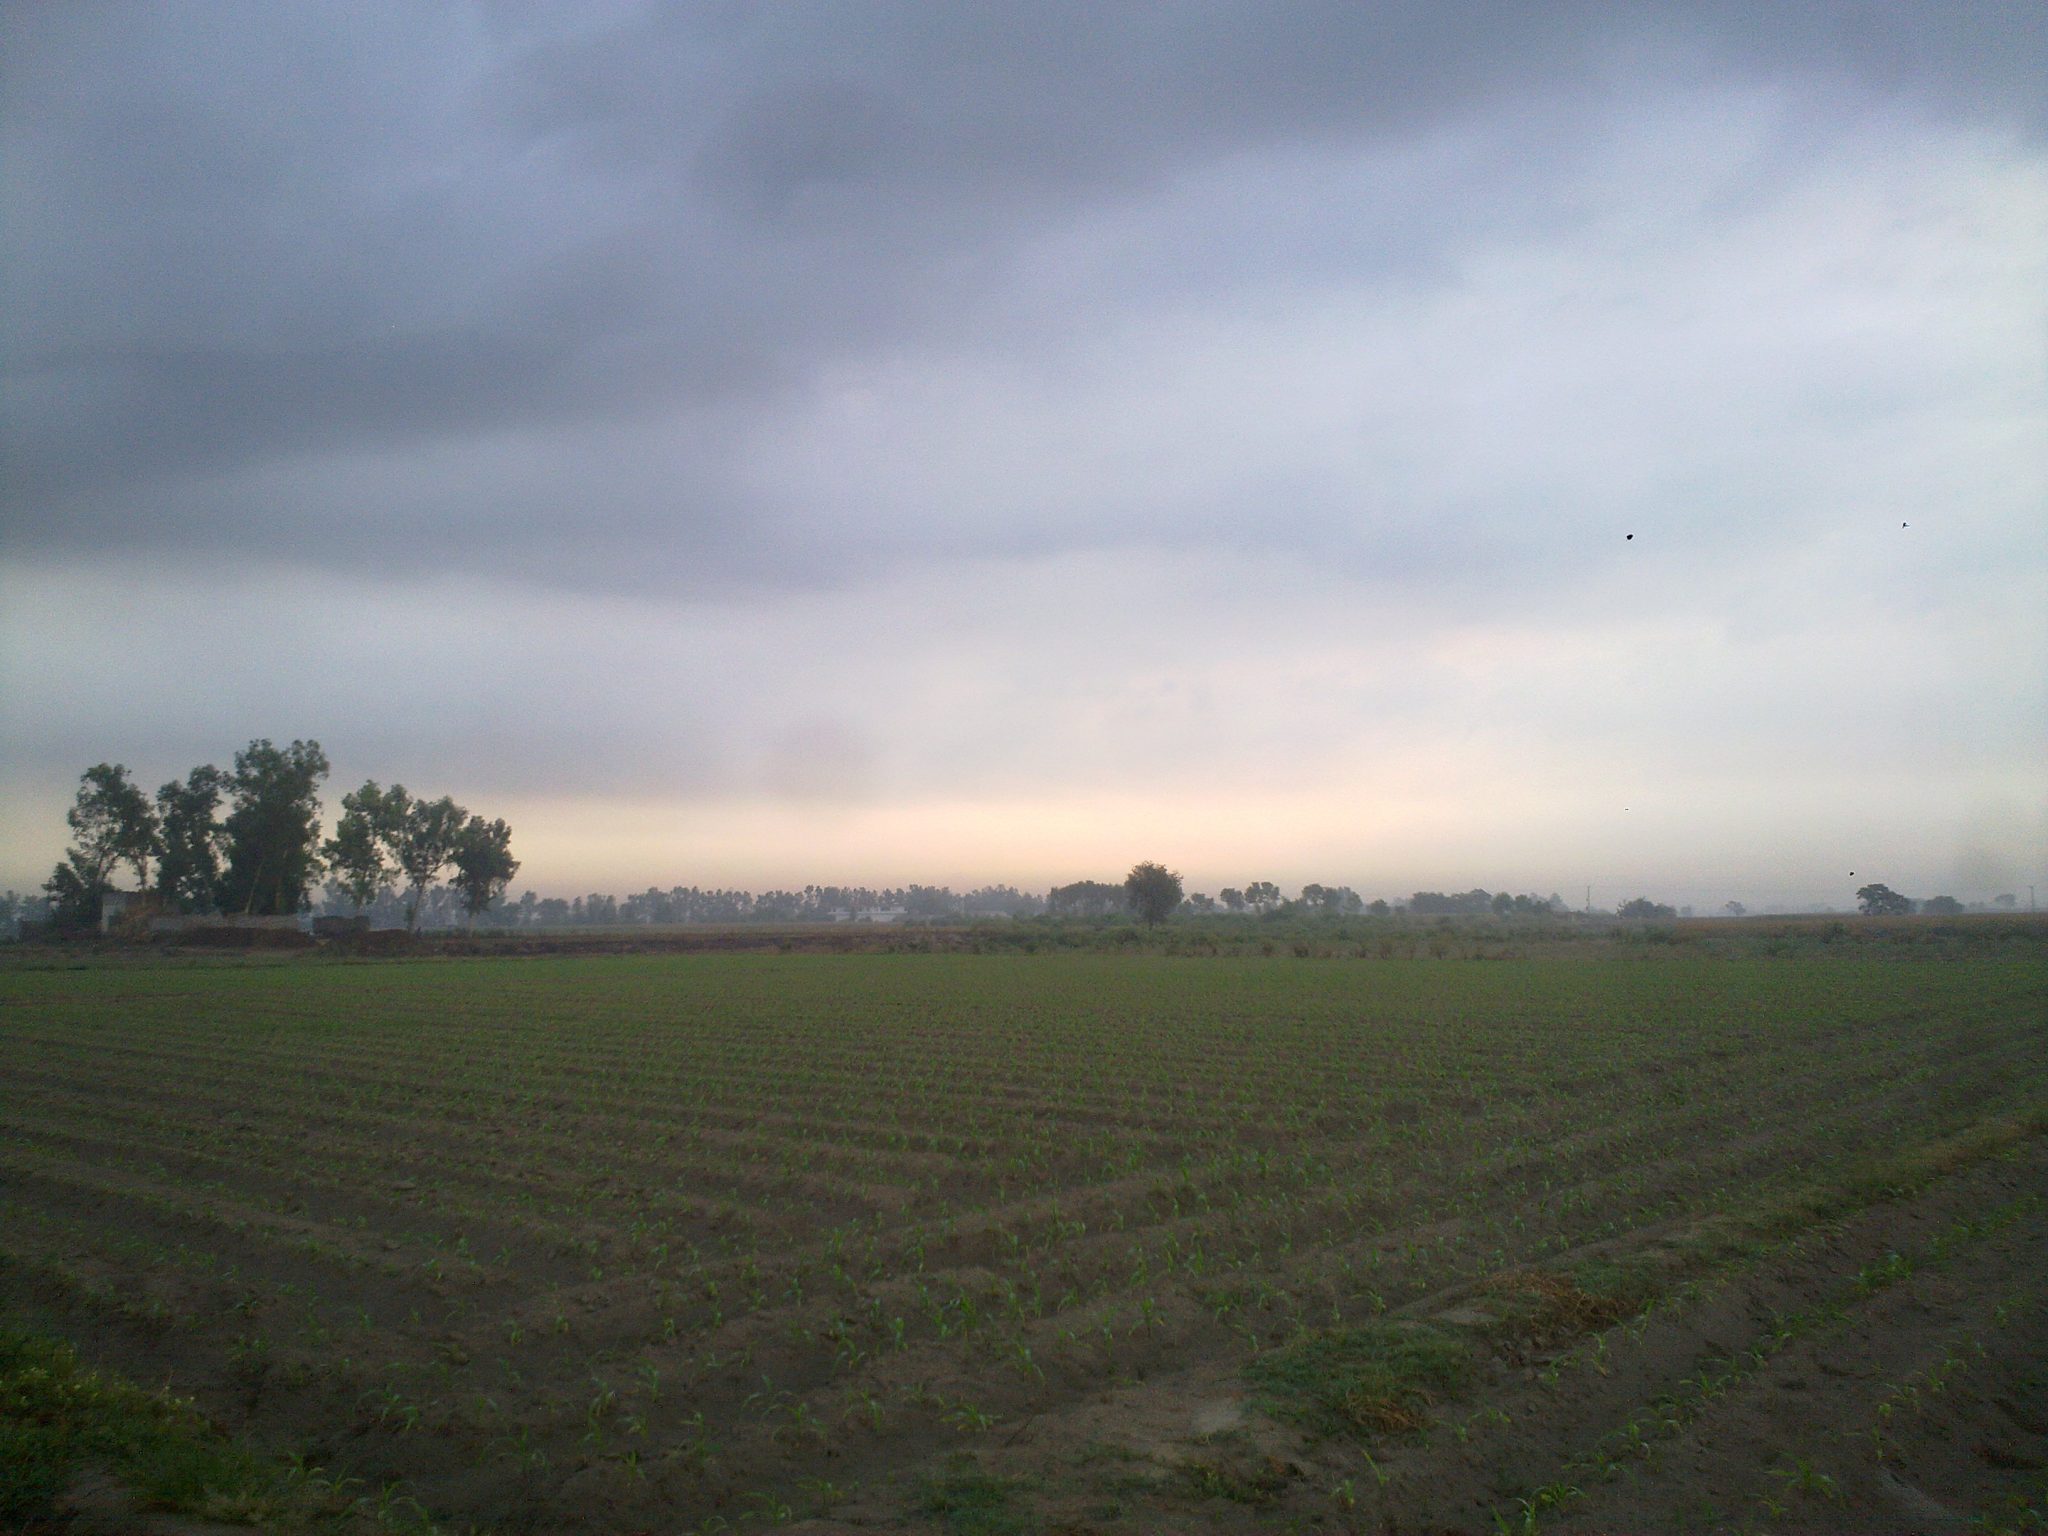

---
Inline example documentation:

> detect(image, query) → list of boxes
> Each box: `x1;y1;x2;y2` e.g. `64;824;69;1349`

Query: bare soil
812;1139;2048;1534
3;951;2041;1534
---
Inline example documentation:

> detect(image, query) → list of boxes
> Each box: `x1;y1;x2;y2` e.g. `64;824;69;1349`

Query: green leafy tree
43;764;159;926
1124;861;1184;925
450;816;519;923
154;766;228;913
1244;880;1281;914
1855;882;1912;917
217;739;330;915
1920;895;1964;916
76;762;159;889
379;787;470;932
1617;896;1678;920
323;782;395;914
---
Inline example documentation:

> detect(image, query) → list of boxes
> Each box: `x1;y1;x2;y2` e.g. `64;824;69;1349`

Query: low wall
150;914;305;935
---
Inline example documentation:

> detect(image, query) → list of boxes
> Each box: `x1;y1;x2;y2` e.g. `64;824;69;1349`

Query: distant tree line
12;773;2021;937
412;876;1683;931
31;742;516;933
1408;889;1568;917
272;878;2016;933
349;882;1052;929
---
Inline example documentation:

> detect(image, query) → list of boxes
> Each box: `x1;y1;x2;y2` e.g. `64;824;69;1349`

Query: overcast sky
4;2;2044;908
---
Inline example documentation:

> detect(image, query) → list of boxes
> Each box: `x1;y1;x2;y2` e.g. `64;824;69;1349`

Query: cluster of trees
1618;897;1679;920
1209;881;1368;915
325;782;518;931
1408;889;1568;917
36;742;515;933
1046;864;1188;925
1855;883;1982;917
41;741;332;927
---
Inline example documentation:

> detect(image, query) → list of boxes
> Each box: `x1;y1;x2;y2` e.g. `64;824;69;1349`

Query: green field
3;943;2046;1532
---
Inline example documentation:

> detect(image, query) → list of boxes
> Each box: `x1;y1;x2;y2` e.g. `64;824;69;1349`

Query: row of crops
2;951;2044;1530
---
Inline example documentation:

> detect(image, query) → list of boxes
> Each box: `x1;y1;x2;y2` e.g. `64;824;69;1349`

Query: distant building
99;890;140;932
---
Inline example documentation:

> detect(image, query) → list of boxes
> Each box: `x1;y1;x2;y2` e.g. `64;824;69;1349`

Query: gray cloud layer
6;2;2042;591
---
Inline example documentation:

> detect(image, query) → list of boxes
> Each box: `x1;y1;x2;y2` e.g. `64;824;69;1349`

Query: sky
3;2;2044;910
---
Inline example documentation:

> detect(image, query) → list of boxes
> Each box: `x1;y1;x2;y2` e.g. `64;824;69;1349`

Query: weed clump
919;1467;1034;1535
0;1326;334;1528
1248;1321;1468;1438
1483;1265;1645;1345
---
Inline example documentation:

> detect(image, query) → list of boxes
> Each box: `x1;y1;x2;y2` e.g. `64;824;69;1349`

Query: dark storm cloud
2;1;2041;593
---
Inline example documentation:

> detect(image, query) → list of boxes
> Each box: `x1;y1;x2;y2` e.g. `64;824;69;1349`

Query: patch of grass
1483;1266;1642;1345
0;1325;280;1526
1248;1321;1470;1438
1570;1255;1665;1316
0;1325;411;1532
918;1469;1035;1536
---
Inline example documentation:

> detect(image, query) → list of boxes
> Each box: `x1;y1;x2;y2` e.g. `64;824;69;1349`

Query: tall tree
77;763;159;890
154;765;228;913
449;815;518;923
379;787;469;932
324;782;395;913
217;739;330;915
1124;861;1184;925
43;764;159;925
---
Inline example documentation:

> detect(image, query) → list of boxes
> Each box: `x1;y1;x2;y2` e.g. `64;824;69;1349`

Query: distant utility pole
1584;884;1591;915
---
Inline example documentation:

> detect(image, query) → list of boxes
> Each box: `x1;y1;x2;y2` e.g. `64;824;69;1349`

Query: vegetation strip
0;1324;439;1533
